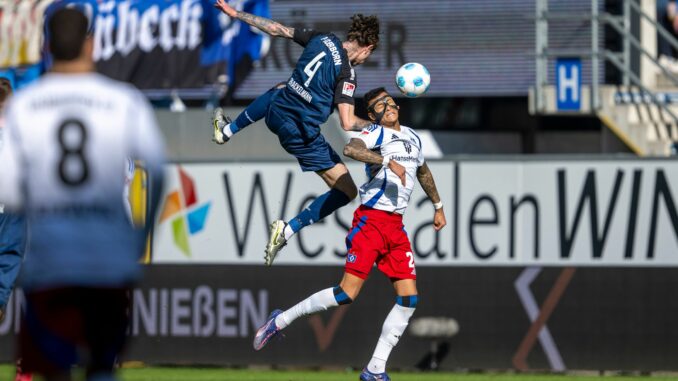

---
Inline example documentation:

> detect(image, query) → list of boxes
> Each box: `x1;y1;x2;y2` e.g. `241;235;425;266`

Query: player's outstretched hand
214;0;237;17
433;208;446;231
388;160;406;186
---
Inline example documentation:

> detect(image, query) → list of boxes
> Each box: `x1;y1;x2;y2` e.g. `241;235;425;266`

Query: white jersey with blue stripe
356;124;425;214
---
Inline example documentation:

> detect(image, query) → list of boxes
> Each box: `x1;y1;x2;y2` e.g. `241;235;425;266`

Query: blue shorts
265;106;342;172
19;287;129;376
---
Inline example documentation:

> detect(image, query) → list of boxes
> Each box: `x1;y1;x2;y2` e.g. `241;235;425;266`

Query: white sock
283;223;296;241
367;304;416;374
222;123;235;138
275;287;339;329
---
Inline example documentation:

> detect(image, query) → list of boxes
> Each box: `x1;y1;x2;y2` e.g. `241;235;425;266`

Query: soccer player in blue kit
212;0;387;266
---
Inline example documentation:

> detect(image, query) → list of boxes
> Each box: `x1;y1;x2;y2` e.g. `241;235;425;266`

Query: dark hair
0;78;12;104
347;14;380;50
48;8;89;61
364;87;389;109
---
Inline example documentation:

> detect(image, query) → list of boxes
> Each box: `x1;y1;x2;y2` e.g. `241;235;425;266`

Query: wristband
433;201;443;210
382;156;390;166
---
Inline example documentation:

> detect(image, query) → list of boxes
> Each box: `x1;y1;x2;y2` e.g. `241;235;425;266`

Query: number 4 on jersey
303;51;326;87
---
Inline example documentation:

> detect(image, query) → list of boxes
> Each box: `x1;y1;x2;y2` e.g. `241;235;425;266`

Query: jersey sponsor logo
159;166;211;257
347;252;358;263
342;82;356;97
390;154;418;163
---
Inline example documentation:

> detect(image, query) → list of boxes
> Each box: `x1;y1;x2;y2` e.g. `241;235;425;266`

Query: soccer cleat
264;220;288;266
359;368;391;381
252;309;283;351
212;108;232;144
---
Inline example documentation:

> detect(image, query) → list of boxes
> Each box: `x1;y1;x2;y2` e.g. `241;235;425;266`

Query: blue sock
288;188;351;233
332;286;353;305
231;87;276;134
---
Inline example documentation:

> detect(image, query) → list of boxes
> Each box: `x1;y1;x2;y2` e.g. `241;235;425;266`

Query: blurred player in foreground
252;87;446;381
213;0;381;266
0;8;166;381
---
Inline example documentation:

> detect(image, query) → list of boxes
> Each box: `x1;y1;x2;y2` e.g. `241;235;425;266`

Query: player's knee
341;181;358;201
332;286;354;305
396;295;418;309
332;172;357;201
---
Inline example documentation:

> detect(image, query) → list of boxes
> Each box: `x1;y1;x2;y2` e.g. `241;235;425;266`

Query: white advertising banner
152;160;678;266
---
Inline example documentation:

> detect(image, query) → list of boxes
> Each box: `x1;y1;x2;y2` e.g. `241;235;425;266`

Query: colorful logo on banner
159;167;211;257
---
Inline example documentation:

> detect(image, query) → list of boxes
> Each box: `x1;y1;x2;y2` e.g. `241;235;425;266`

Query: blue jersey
272;29;356;132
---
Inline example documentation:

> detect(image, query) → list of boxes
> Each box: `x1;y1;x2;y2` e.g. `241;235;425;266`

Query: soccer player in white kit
252;87;446;381
0;8;165;381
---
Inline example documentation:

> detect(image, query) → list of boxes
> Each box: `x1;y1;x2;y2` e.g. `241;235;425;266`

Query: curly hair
347;14;380;50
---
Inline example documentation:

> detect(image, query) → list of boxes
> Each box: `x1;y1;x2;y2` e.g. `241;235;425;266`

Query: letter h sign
556;58;581;111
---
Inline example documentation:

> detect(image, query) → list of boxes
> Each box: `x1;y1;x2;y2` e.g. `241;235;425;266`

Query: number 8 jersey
0;73;166;291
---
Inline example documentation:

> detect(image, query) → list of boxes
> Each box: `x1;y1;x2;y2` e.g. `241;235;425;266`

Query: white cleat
265;220;288;266
212;108;231;145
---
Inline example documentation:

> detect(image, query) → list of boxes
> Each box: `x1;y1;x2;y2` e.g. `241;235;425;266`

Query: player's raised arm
214;0;294;39
337;103;373;131
416;162;446;231
343;138;406;186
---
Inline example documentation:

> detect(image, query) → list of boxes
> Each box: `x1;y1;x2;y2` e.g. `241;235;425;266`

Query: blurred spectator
0;1;48;90
0;77;26;326
0;77;32;381
658;0;678;60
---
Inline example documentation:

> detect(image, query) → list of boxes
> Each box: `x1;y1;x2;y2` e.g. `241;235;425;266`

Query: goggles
367;95;398;123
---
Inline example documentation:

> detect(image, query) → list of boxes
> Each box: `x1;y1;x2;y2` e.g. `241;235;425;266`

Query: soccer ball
395;63;431;97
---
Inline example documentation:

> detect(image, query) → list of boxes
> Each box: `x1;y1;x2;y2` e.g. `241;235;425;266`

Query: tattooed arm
416;163;441;204
215;0;294;38
343;138;407;186
343;138;383;165
417;162;446;231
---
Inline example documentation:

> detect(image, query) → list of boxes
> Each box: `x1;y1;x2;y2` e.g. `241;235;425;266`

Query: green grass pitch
2;365;676;380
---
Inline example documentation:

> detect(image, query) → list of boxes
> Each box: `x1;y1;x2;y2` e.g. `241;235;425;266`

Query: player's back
274;32;351;130
1;72;165;290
